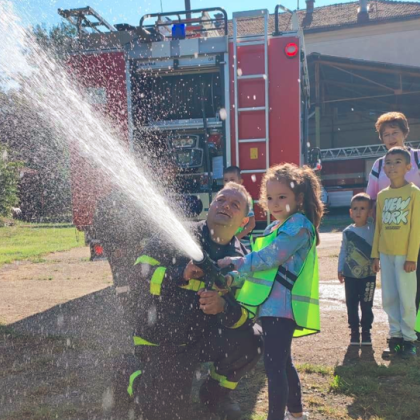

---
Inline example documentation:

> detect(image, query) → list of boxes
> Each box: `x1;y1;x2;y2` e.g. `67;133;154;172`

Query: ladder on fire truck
232;10;270;223
232;9;270;175
58;7;117;36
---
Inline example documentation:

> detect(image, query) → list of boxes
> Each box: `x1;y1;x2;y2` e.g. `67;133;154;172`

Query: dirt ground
0;232;400;420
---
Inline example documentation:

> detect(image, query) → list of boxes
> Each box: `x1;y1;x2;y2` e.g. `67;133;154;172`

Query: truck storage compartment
131;70;222;126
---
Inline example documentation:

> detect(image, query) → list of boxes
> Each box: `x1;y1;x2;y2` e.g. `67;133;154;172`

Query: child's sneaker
402;341;417;358
361;331;372;346
285;412;309;420
350;330;360;346
383;337;403;357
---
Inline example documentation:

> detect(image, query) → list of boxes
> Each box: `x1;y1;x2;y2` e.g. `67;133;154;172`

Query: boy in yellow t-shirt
372;147;420;358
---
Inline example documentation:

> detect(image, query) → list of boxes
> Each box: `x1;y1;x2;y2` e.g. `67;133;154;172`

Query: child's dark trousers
344;276;376;331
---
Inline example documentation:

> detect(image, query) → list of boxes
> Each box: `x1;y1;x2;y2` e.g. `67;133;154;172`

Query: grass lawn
0;222;84;266
296;357;420;420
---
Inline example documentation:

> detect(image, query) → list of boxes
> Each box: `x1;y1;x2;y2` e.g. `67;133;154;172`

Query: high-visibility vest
416;311;420;334
235;218;320;338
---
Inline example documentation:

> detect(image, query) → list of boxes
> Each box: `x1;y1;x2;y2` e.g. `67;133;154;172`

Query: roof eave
302;13;420;34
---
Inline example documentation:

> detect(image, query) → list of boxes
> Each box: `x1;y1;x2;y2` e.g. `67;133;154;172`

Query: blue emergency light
172;23;186;39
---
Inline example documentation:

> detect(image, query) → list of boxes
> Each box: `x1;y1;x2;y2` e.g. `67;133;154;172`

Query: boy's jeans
344;276;376;331
380;253;417;342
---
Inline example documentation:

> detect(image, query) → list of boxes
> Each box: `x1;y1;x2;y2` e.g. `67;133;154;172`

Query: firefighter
130;182;262;420
94;153;182;325
93;188;151;408
92;155;182;407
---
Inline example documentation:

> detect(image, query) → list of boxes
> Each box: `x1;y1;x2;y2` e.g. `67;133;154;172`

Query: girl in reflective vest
218;163;324;420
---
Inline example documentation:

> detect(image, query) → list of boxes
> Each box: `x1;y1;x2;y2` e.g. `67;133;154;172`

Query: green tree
32;22;77;60
0;144;22;217
0;20;74;220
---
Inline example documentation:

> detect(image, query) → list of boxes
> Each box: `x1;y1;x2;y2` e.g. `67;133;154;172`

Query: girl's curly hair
259;163;324;245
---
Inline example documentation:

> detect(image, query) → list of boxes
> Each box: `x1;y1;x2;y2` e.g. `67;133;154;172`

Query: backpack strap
371;157;383;178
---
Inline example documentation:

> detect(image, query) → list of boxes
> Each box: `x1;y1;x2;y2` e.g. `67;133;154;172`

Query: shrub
0;144;23;217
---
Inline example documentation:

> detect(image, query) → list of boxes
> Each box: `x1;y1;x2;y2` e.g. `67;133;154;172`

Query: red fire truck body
68;52;129;229
60;6;311;252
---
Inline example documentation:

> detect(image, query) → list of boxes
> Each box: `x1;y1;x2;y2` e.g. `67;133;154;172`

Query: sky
15;0;352;28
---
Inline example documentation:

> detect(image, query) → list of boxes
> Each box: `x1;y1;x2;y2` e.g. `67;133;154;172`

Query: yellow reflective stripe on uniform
230;307;248;329
133;336;158;346
210;365;238;390
150;267;166;295
134;255;160;266
178;279;206;292
133;336;188;347
127;370;142;397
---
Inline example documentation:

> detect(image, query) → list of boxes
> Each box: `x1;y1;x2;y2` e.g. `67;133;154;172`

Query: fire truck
58;5;312;258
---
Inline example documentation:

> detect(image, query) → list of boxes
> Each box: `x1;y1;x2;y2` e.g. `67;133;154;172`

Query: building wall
305;19;420;67
305;18;420;151
312;112;420;150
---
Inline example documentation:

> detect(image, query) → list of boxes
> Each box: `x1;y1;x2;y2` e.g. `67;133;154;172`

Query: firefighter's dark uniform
131;220;262;420
94;190;151;405
94;190;151;326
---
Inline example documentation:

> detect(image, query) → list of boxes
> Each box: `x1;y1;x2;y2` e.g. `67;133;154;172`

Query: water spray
0;1;204;262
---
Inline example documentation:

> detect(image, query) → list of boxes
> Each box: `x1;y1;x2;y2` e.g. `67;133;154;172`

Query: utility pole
185;0;191;19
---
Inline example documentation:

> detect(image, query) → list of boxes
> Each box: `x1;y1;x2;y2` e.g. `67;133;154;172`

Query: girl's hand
338;272;344;283
372;259;380;273
225;274;233;288
217;257;232;269
404;261;416;273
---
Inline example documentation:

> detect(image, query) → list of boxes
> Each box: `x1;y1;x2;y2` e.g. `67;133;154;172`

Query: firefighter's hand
217;257;233;269
372;259;380;273
338;272;344;283
183;261;204;281
197;290;226;315
404;261;416;273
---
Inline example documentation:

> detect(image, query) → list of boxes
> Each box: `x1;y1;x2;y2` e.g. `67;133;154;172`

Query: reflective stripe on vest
210;365;238;390
127;370;142;397
236;218;320;338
